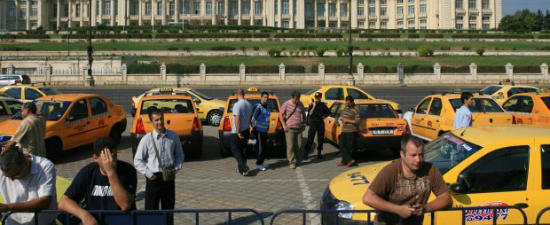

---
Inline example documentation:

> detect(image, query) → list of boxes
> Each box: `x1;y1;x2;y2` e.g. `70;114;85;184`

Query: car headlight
335;201;355;219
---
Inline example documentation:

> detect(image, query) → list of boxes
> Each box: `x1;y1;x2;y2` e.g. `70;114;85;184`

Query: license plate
248;139;257;145
373;129;394;135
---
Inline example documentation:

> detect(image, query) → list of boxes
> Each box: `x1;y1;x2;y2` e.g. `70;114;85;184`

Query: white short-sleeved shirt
231;99;253;133
453;105;473;130
0;155;57;225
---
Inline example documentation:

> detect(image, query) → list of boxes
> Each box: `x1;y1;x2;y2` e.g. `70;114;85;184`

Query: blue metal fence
536;207;550;225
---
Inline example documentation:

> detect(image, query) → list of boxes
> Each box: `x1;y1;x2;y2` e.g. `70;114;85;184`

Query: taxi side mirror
66;116;74;121
450;174;470;194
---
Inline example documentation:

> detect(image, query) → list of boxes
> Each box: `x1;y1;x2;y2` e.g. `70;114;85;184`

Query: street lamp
346;0;355;85
86;0;95;87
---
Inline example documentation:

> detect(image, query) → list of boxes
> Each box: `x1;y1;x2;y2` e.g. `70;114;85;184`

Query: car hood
329;161;393;210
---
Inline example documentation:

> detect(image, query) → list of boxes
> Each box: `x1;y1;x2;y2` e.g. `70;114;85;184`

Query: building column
200;0;206;24
138;0;143;25
99;0;103;24
249;0;254;25
68;0;72;28
313;0;317;27
161;0;166;24
276;0;281;27
224;0;228;24
109;0;114;25
56;0;61;29
211;0;216;24
117;0;127;26
237;0;241;24
336;0;340;27
37;0;43;28
288;0;293;28
151;0;156;27
25;0;30;30
297;0;304;28
262;0;266;25
91;0;97;25
175;0;180;22
324;0;328;28
15;1;20;30
351;0;356;28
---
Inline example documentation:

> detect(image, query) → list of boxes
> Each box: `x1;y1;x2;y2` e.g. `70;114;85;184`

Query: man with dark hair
0;145;57;225
304;92;330;160
363;135;452;225
6;102;46;156
279;90;306;169
59;137;137;225
338;96;360;167
134;108;183;224
251;91;270;171
454;92;474;130
230;89;254;175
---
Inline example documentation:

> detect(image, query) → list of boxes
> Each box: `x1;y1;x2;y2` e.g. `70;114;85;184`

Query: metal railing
536;207;550;225
1;209;265;225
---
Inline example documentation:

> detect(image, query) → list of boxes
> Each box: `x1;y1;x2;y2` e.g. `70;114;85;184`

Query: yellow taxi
0;96;22;122
321;125;550;224
479;82;540;105
131;87;226;126
218;88;285;157
0;84;59;102
404;93;513;141
0;94;126;159
323;100;409;157
130;95;203;158
301;85;401;114
502;92;550;126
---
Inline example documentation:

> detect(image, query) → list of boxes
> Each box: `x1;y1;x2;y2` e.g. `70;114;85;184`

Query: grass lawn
131;56;549;68
1;40;550;51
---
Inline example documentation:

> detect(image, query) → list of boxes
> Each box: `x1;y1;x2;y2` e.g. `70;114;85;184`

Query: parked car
0;74;31;86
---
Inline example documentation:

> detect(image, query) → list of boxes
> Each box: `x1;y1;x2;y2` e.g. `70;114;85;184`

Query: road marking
296;167;321;225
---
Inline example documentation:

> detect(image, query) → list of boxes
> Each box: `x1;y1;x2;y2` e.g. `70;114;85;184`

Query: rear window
38;87;58;96
480;86;502;95
141;99;194;114
542;97;550;110
228;98;279;113
449;98;504;113
357;104;397;119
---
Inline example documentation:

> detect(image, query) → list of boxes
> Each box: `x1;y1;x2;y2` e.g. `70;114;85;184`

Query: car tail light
136;117;146;134
222;116;231;131
192;117;201;132
131;101;135;109
512;115;516;124
399;124;410;134
275;121;282;131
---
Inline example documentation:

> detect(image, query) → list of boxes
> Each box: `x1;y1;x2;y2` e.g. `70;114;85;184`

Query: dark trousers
254;130;268;165
339;132;357;164
145;172;175;225
231;129;250;173
304;121;325;156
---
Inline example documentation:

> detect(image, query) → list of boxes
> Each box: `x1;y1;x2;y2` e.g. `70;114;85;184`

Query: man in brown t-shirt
363;135;452;225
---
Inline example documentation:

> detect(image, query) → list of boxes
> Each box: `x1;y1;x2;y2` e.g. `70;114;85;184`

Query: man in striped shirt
338;96;360;167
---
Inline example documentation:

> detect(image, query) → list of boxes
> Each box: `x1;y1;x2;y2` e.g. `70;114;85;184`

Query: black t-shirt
308;102;330;123
64;160;137;210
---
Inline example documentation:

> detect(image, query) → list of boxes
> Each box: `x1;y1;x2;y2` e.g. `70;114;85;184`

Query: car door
449;146;532;224
324;102;341;142
528;144;550;224
63;99;92;149
0;101;10;121
3;87;22;100
23;87;45;101
88;97;111;139
177;91;205;118
346;87;370;100
425;97;443;140
324;88;345;109
411;97;432;140
4;100;22;114
503;96;534;125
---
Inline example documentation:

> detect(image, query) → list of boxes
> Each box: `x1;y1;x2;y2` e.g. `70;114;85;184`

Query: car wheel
45;138;62;161
207;110;223;126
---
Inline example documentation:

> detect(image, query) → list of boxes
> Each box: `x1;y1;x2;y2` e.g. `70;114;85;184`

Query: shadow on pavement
214;212;273;225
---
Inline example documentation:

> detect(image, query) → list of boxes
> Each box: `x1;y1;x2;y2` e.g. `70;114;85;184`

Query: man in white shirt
0;145;57;225
134;108;184;225
454;92;474;130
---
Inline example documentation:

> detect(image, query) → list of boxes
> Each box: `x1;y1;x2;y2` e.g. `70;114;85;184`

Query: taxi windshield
542;97;550;110
141;99;194;114
38;87;59;96
13;101;71;121
449;98;504;112
357;104;397;118
228;99;279;113
424;133;482;174
480;86;502;95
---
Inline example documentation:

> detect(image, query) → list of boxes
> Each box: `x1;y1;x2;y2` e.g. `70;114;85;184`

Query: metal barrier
536;207;550;225
1;209;265;225
269;206;528;225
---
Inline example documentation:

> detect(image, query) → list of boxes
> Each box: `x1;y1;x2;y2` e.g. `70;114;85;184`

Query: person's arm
0;196;52;212
173;134;185;171
418;166;453;215
134;135;155;179
363;190;414;219
233;104;242;137
423;192;452;213
5;120;29;149
300;103;306;125
279;103;288;131
99;149;134;211
58;196;98;225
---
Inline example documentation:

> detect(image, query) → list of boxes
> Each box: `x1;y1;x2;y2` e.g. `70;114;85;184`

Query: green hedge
273;33;343;38
155;33;270;38
514;65;542;73
404;65;433;73
0;34;49;39
425;33;444;38
539;35;550;39
247;65;279;73
127;63;161;74
441;66;470;73
358;33;401;38
166;64;200;74
477;65;506;73
451;34;534;39
286;65;306;73
207;65;239;74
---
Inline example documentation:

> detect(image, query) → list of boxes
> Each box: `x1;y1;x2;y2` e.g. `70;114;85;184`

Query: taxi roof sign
159;88;174;93
247;87;259;92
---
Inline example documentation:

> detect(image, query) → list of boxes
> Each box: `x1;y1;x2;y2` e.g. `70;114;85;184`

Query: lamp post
85;0;95;87
346;0;355;85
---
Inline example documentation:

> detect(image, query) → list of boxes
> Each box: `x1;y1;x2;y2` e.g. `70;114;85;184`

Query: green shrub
167;47;179;51
336;48;348;57
425;33;444;38
127;63;161;74
476;48;485;56
418;46;434;57
210;46;237;51
477;65;505;73
268;47;282;57
440;46;451;51
441;66;470;73
315;47;327;57
285;65;306;73
325;65;350;73
247;65;279;73
166;64;199;74
539;35;550;39
462;46;471;51
515;65;541;73
358;33;401;38
404;65;433;73
407;34;420;39
206;65;239;73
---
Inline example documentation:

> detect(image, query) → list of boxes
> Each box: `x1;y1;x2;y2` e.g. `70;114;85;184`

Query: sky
504;0;550;15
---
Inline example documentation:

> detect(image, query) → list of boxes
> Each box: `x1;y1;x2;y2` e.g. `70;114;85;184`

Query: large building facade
0;0;501;31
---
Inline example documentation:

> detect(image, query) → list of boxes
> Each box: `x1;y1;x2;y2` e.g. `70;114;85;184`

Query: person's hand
99;149;116;177
283;126;289;132
237;132;244;139
395;204;414;219
149;174;157;181
82;213;99;225
0;203;9;213
411;204;425;216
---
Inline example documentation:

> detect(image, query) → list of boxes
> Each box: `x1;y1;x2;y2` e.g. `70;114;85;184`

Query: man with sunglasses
0;145;57;225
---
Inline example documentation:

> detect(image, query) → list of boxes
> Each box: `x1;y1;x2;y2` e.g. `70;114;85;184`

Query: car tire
45;138;62;161
207;110;223;126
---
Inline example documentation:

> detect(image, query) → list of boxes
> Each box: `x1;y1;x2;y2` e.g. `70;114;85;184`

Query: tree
499;9;537;33
545;10;550;31
535;10;544;31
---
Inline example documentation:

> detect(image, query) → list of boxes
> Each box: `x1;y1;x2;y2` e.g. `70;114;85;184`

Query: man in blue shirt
252;91;271;171
454;92;474;130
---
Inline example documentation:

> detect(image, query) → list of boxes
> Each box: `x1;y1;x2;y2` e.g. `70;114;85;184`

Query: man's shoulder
77;162;99;175
32;155;55;171
117;160;136;173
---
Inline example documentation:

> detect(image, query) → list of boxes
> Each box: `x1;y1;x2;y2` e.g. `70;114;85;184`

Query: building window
52;4;57;17
206;1;212;15
282;0;289;15
368;0;374;4
358;19;365;27
230;0;237;16
380;0;386;4
469;15;476;20
194;1;200;14
104;1;111;16
368;7;375;15
408;0;414;3
65;3;69;16
157;2;162;15
408;19;415;25
420;18;426;24
184;1;190;14
293;0;296;15
145;2;151;15
397;6;403;16
217;1;224;15
131;1;139;15
329;3;335;17
255;1;262;16
369;20;375;27
357;7;364;16
75;4;80;17
168;2;174;15
340;3;347;17
358;0;364;5
317;2;324;16
380;7;386;16
397;20;404;26
282;20;289;27
482;23;490;29
482;16;490;21
31;7;37;16
420;4;426;13
469;0;476;9
243;0;250;15
397;0;403;3
456;15;463;20
381;19;388;27
456;0;463;9
469;23;477;28
482;0;489;9
305;2;313;17
408;5;414;14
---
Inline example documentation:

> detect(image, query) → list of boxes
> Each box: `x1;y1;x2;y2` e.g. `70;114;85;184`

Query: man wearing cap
304;92;330;160
338;96;360;167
